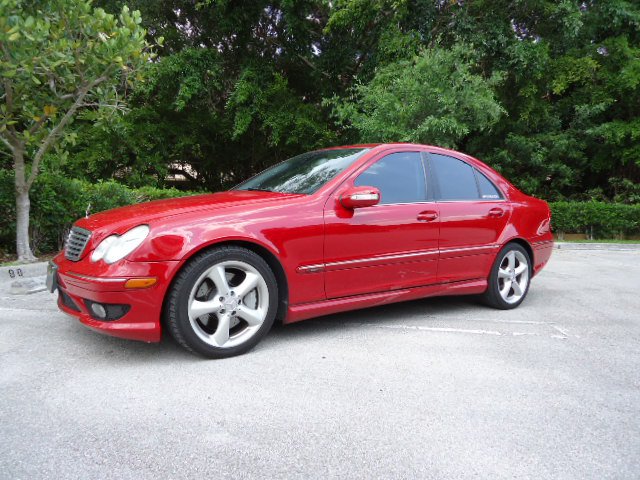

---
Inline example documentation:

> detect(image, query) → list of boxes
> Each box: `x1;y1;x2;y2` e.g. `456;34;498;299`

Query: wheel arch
162;239;290;325
502;238;534;266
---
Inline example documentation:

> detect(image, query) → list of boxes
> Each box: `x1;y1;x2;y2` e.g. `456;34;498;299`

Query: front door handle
417;211;438;222
488;207;504;218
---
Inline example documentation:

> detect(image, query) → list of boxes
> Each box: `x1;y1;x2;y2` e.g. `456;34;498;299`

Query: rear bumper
52;253;181;342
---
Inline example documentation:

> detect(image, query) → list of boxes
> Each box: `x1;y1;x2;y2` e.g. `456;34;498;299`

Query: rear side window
429;153;503;201
476;170;503;200
429;154;479;201
354;152;427;204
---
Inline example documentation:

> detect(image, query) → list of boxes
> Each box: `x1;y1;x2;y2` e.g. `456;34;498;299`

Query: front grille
64;226;91;261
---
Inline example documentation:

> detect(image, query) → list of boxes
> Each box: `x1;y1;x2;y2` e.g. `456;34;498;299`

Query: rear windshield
234;148;369;195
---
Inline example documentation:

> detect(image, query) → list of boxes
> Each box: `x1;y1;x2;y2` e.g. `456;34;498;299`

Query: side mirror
340;186;381;209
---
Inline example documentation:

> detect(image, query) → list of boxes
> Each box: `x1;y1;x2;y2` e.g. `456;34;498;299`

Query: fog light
90;302;107;319
85;300;131;321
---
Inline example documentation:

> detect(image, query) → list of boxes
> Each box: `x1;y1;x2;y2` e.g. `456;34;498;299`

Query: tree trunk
13;147;37;262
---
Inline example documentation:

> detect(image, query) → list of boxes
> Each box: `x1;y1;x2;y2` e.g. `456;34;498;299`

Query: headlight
91;225;150;264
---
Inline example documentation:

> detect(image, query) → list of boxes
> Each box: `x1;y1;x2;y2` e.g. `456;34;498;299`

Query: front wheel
482;243;531;310
165;246;278;358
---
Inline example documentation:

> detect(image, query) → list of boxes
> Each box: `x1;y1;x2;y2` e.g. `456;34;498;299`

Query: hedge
1;170;639;255
0;170;195;254
549;201;640;238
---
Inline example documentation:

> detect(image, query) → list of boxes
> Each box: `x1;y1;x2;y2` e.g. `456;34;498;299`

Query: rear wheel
482;243;531;309
166;246;278;358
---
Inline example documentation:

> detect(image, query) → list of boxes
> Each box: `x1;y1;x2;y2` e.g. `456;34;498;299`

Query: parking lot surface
1;249;639;479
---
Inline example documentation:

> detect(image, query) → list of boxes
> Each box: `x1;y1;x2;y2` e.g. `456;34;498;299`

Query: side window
429;154;479;201
476;170;503;200
354;152;427;204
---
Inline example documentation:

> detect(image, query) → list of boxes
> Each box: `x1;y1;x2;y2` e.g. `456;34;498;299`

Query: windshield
234;148;369;195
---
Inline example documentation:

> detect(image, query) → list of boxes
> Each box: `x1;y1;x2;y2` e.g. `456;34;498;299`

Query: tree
49;0;640;202
330;46;505;148
61;1;338;191
0;0;151;261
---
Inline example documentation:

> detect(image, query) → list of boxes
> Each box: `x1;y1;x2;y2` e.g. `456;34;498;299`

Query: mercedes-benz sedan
48;144;553;358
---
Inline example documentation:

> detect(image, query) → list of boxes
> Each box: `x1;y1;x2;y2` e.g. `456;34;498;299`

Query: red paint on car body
52;144;553;342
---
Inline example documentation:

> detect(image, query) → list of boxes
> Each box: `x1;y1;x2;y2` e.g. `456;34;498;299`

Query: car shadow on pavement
65;320;199;362
268;295;482;340
61;295;486;360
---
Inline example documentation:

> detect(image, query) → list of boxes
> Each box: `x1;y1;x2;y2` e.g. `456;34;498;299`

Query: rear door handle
488;207;504;218
417;211;438;222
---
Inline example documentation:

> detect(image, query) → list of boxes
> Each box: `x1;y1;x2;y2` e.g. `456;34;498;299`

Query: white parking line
360;323;507;336
552;325;570;336
466;319;550;325
358;322;569;339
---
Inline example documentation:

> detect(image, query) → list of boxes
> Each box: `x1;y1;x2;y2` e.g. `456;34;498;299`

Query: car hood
75;190;303;237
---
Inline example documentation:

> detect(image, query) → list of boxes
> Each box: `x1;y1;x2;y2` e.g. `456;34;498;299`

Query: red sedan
48;144;554;358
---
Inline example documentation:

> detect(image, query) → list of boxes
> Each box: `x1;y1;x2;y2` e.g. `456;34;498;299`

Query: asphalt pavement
1;249;639;479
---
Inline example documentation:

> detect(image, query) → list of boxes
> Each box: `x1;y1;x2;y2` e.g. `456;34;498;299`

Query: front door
323;150;440;299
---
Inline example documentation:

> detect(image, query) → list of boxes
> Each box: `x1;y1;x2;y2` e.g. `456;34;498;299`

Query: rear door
323;150;440;299
427;153;511;283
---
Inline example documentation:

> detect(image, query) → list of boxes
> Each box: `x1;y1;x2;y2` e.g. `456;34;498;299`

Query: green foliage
0;0;152;152
465;1;640;198
227;68;335;148
3;0;638;206
62;44;336;190
609;177;640;204
1;0;156;258
550;201;640;238
0;170;192;254
330;46;505;148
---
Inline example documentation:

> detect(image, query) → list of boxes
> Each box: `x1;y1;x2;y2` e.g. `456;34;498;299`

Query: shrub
0;170;197;255
550;201;640;238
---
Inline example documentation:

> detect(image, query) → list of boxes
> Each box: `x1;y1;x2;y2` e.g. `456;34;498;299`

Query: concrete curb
0;261;49;295
0;261;49;282
555;242;640;251
10;276;47;295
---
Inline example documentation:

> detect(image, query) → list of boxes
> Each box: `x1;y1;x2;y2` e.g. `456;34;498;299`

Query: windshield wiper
246;187;274;192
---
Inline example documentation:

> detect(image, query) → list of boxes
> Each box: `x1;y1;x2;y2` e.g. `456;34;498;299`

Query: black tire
165;246;278;358
482;243;532;310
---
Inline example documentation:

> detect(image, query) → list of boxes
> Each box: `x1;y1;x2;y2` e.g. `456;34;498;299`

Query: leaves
6;0;637;201
330;46;505;148
0;0;152;152
43;105;58;117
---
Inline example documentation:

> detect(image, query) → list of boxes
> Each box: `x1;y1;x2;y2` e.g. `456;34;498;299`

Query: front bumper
51;253;181;342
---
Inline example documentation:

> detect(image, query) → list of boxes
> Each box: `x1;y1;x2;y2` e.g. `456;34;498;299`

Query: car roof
320;143;472;159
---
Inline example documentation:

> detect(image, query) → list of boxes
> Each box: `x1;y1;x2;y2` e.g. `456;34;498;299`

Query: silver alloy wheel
497;250;529;304
187;260;269;348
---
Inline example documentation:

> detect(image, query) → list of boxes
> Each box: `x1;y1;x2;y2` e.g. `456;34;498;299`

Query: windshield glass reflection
235;148;369;195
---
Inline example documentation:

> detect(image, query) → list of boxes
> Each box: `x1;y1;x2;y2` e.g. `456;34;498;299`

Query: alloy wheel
497;250;529;304
187;260;269;348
